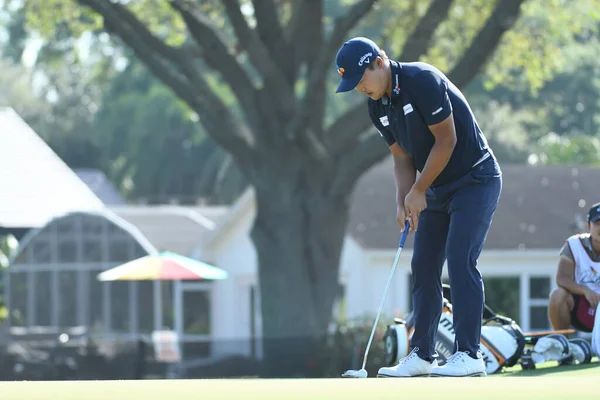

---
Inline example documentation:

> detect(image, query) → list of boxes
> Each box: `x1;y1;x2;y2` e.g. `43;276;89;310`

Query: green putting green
0;362;598;400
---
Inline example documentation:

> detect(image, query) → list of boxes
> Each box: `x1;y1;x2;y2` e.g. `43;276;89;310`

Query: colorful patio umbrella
97;251;228;281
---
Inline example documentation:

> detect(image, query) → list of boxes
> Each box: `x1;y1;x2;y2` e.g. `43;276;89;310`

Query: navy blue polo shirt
368;61;491;187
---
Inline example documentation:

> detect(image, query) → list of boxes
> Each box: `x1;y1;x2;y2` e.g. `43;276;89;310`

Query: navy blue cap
335;37;381;93
588;202;600;223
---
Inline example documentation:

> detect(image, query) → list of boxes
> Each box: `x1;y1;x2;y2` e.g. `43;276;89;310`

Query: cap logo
358;52;373;66
337;67;345;77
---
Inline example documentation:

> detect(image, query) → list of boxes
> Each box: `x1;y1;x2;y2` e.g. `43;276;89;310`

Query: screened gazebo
6;210;173;337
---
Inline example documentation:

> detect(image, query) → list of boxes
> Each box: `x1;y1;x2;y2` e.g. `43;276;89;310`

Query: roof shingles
348;157;599;250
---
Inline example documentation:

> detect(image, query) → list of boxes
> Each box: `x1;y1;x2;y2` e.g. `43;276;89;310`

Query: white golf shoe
377;348;435;377
430;351;486;377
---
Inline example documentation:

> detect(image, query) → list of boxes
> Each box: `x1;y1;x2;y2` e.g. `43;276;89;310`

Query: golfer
335;37;502;377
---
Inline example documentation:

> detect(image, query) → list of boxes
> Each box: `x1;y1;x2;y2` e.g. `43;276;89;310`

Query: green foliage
483;0;600;94
421;0;496;70
0;234;19;322
0;60;50;122
470;100;534;163
93;59;244;203
353;0;600;96
23;0;102;38
465;26;600;165
529;133;600;166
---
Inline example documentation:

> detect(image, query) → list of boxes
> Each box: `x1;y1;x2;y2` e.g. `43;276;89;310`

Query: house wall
203;202;258;359
359;249;559;332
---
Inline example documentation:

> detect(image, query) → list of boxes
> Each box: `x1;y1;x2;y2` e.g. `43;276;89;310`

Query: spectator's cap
335;37;380;93
588;202;600;223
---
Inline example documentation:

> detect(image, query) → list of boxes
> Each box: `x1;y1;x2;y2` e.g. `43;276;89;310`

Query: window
83;217;104;236
59;271;78;326
111;281;131;332
109;240;132;263
31;240;51;264
528;276;551;331
12;250;29;265
9;272;28;327
8;214;154;335
183;290;211;335
162;281;174;329
88;270;105;331
137;281;155;333
483;277;520;324
132;241;147;259
108;222;125;236
35;271;52;326
56;218;76;236
530;306;550;330
530;277;550;299
83;240;102;262
58;240;78;263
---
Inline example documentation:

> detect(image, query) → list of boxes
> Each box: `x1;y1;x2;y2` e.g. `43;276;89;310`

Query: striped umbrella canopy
97;251;228;281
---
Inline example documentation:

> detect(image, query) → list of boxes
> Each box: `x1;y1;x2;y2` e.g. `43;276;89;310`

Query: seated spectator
548;202;600;338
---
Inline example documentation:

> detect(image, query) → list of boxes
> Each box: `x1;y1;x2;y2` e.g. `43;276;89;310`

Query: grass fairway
0;362;597;400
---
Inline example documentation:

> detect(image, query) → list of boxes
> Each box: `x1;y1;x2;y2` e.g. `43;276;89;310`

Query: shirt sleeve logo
379;116;389;126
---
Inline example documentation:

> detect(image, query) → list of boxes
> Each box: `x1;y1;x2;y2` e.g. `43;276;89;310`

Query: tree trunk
250;173;350;377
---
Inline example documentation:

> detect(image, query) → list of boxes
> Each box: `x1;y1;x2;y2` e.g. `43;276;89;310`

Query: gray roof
0;108;103;229
109;205;229;256
348;157;600;250
73;168;128;205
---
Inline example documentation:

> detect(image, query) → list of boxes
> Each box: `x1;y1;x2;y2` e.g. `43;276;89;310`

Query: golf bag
382;285;594;373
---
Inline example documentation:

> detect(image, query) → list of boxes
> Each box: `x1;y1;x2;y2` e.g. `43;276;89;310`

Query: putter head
341;368;368;378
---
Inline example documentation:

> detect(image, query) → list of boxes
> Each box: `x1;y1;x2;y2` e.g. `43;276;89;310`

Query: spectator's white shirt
567;234;600;294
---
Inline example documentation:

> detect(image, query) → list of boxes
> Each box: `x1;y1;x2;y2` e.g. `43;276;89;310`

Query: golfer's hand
404;188;427;233
584;288;600;310
396;205;408;231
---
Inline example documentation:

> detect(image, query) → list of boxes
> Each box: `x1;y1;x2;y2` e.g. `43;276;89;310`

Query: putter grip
398;220;410;248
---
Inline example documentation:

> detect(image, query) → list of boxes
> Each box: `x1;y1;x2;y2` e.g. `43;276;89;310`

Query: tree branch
448;0;526;88
169;0;263;135
323;0;378;69
397;0;455;61
332;130;389;195
324;99;371;151
77;0;254;168
78;0;190;102
289;0;377;145
220;0;295;115
281;1;304;81
252;0;284;44
284;0;324;83
251;0;289;75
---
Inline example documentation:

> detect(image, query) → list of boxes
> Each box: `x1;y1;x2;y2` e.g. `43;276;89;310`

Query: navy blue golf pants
410;158;502;361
